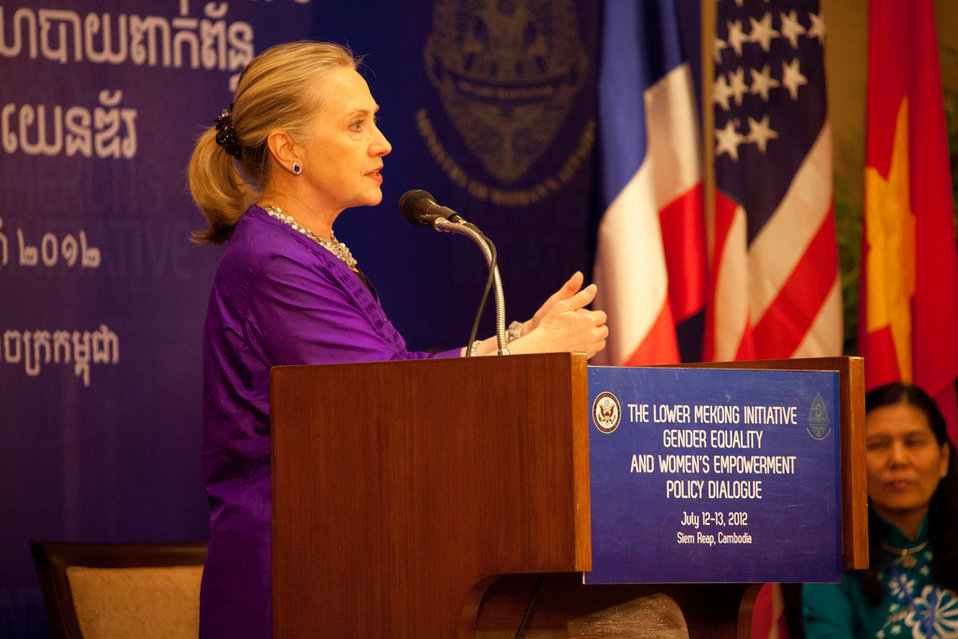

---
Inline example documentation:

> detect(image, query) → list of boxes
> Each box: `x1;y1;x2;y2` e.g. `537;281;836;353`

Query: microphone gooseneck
398;190;509;355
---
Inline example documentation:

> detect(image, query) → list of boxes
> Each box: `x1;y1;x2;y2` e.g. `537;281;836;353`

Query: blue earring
291;162;302;175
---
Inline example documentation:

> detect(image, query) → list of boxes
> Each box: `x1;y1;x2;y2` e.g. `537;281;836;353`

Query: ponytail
188;127;256;244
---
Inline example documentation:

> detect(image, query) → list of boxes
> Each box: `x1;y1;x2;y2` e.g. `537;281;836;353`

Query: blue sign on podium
586;366;842;584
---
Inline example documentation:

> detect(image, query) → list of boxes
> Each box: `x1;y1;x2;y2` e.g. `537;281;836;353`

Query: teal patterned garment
803;516;958;638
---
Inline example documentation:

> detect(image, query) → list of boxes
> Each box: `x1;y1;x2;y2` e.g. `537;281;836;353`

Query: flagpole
702;0;716;270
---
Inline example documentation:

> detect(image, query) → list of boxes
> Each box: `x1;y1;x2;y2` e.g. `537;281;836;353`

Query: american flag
592;0;705;367
705;0;842;362
707;3;843;637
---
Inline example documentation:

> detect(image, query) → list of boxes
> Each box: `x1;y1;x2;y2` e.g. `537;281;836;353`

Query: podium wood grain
270;353;592;637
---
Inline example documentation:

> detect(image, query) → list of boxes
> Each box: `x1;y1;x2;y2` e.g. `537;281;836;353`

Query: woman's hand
521;271;588;336
508;273;608;358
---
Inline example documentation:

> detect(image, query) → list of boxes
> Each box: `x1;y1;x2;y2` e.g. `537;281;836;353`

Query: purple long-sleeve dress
199;205;457;638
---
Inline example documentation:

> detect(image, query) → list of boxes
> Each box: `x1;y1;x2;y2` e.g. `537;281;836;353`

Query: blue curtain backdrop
0;1;601;635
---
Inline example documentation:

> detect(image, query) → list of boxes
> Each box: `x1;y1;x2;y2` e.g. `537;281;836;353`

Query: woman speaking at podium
802;383;958;637
187;40;607;639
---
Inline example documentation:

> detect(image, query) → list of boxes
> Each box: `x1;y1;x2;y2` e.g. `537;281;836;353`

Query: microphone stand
433;218;509;355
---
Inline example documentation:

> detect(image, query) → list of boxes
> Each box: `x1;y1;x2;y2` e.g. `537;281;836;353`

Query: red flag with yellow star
860;0;958;443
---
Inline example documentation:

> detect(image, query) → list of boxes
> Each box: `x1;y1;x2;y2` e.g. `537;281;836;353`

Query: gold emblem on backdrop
420;0;593;207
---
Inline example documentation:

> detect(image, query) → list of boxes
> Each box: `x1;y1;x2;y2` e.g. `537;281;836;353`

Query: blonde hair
188;41;358;244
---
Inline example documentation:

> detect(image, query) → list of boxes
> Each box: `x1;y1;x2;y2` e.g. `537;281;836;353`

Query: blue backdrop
0;1;603;635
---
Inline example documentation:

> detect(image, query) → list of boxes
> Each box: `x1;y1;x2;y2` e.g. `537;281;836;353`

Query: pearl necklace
262;205;357;269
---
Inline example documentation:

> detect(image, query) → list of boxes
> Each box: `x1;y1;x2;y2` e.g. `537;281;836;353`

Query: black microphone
399;189;464;227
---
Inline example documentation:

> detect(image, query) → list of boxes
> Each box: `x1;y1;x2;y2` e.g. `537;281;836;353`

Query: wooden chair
29;540;207;639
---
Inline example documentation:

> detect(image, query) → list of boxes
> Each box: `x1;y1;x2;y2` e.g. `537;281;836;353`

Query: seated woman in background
802;382;958;638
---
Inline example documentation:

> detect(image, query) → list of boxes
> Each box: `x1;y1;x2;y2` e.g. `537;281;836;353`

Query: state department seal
592;391;621;434
806;392;831;440
422;0;589;187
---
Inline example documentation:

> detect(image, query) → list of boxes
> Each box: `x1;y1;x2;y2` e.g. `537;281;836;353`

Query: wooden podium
270;353;865;638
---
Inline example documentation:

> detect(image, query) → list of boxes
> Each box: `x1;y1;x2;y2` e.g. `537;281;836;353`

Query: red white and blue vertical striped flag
705;0;842;363
592;0;706;366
